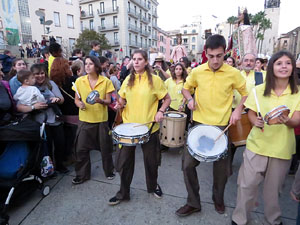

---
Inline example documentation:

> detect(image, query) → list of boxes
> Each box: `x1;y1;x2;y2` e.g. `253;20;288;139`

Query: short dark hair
122;56;130;63
256;58;264;64
3;50;10;55
99;56;109;64
85;55;102;75
42;47;50;58
49;43;62;55
72;48;82;56
205;34;226;51
17;69;33;84
91;41;100;48
264;50;298;96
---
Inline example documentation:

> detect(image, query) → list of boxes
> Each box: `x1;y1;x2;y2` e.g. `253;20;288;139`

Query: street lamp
35;10;53;35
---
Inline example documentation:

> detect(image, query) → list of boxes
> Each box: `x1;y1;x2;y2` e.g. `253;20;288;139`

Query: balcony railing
128;8;139;18
152;11;158;17
140;15;150;24
131;0;148;11
80;11;94;19
111;40;120;46
129;41;139;48
128;24;139;33
98;24;119;32
97;7;119;16
152;34;158;40
141;30;150;37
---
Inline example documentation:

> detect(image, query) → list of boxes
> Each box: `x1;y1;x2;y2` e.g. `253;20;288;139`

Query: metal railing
97;7;119;15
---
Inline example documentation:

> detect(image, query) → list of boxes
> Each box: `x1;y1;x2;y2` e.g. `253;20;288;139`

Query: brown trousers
232;149;291;225
115;131;161;200
182;122;232;209
74;121;114;180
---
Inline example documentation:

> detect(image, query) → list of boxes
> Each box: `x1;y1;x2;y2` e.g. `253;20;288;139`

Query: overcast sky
157;0;300;34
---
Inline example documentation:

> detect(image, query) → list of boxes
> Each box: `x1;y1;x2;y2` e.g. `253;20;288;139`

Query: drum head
165;112;184;118
113;123;149;136
187;125;228;159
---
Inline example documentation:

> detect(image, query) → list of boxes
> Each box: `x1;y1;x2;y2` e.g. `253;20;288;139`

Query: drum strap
148;122;155;135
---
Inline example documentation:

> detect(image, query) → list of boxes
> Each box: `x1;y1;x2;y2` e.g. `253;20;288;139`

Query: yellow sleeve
106;79;115;94
183;69;197;91
233;71;248;97
118;77;129;99
154;76;168;100
244;89;257;113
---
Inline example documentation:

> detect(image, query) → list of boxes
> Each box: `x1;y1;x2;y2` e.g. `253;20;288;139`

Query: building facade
79;0;159;61
28;0;81;55
275;27;300;59
157;27;171;61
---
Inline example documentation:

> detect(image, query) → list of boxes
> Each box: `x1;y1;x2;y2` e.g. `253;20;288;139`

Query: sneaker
108;196;121;206
72;177;85;185
107;173;116;180
153;184;163;199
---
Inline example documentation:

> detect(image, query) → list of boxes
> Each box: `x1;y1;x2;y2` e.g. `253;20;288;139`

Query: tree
75;29;111;55
227;16;237;36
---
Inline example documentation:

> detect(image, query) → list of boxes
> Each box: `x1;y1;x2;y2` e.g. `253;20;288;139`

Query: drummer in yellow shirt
232;50;300;225
176;34;248;217
108;49;171;206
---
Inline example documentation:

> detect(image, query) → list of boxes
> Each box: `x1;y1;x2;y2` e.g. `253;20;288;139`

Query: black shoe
175;204;201;217
72;177;86;185
231;221;237;225
153;184;163;198
108;196;121;206
107;173;116;180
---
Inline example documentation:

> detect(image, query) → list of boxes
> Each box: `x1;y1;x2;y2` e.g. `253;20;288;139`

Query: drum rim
264;106;290;123
164;111;187;118
264;105;288;118
112;123;150;137
187;124;228;159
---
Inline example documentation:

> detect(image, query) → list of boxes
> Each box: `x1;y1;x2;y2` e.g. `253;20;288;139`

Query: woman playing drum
108;49;171;205
72;56;115;185
232;50;300;225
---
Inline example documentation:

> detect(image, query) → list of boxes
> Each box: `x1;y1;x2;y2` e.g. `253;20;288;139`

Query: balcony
140;15;150;24
129;41;139;48
128;8;139;19
80;11;94;19
131;0;148;11
128;24;139;33
152;11;158;18
98;24;119;32
111;40;120;46
97;7;119;16
152;23;158;29
141;30;150;37
152;34;158;40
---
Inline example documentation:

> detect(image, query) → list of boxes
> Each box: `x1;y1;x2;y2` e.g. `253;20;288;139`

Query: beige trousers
232;149;291;225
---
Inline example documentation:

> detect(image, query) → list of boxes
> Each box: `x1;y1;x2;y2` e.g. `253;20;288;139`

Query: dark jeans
63;122;77;160
182;121;232;209
45;124;65;170
297;203;300;225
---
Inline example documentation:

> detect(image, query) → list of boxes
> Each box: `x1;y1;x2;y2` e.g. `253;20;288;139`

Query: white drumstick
252;88;262;116
72;82;81;100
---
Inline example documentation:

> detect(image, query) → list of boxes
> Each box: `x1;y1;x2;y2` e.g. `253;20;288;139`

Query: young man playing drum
176;34;248;217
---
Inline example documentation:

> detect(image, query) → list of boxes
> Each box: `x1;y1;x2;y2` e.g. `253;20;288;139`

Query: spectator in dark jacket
0;50;14;77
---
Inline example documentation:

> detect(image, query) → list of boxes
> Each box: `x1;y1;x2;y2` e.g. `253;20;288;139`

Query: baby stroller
0;115;50;225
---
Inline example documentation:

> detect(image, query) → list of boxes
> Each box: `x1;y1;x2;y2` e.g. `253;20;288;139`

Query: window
100;2;104;13
192;29;196;33
89;19;94;30
147;1;150;9
56;36;62;44
135;21;137;28
145;39;147;47
192;45;195;50
66;0;72;4
113;16;118;27
0;31;4;45
80;21;83;31
128;1;130;10
183;38;188;44
112;0;117;10
69;38;75;51
140;37;143;47
148;13;151;22
134;6;136;13
160;35;163;42
114;32;118;41
54;12;60;26
173;38;177;45
101;18;105;28
67;14;74;28
129;33;132;43
140;22;142;32
160;46;164;53
89;4;93;15
183;30;187;34
192;37;195;43
135;35;138;45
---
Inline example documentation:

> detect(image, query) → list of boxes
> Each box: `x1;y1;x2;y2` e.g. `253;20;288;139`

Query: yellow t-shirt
245;84;300;160
119;72;167;133
48;55;55;77
73;75;115;123
164;78;184;110
233;70;266;108
183;63;247;126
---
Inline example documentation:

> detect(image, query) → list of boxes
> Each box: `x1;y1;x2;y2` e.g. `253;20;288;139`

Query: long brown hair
171;63;188;82
50;57;72;87
264;50;298;96
128;49;153;88
8;58;26;80
30;63;52;90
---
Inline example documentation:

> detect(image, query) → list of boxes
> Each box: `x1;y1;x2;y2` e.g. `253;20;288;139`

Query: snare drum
112;123;150;146
86;90;100;105
264;105;290;125
187;125;228;162
228;111;252;147
159;111;187;147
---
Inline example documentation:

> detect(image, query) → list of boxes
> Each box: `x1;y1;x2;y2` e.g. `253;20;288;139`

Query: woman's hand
187;99;195;111
178;104;184;112
254;116;264;129
290;191;300;202
50;97;60;103
75;100;86;110
277;114;290;125
95;97;104;104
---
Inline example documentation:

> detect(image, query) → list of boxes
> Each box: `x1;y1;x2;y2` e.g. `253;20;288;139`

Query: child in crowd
13;69;46;108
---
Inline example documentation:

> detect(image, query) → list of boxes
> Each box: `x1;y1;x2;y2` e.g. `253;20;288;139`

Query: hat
155;53;165;62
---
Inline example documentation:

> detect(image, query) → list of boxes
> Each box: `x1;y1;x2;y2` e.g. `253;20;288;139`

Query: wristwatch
31;105;35;111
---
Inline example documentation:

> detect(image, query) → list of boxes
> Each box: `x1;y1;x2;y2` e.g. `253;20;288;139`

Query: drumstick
133;120;156;128
214;123;232;143
253;88;264;132
72;82;86;111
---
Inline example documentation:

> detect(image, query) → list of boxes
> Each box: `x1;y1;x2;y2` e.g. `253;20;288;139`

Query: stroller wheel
41;185;50;197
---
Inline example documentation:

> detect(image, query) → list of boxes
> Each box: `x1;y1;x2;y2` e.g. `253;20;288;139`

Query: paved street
7;146;297;225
